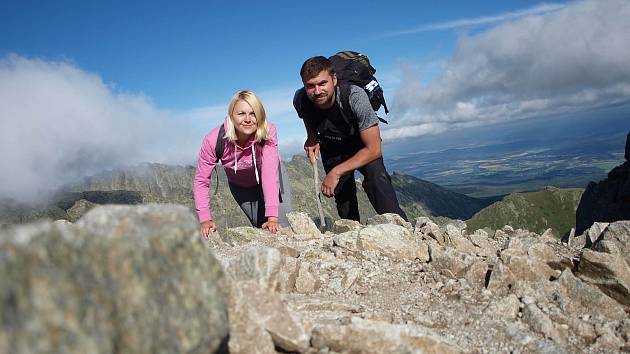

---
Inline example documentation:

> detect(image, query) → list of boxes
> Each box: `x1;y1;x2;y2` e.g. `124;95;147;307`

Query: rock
342;267;362;292
468;231;497;257
599;220;630;265
274;244;299;258
228;281;310;354
577;249;630;306
417;221;448;245
449;232;481;255
224;226;266;245
332;230;360;252
500;250;558;282
585;222;609;248
227;246;284;291
592;321;626;352
286;297;361;313
66;198;97;222
485;261;516;291
447;219;468;231
431;245;479;278
0;204;229;354
311;317;462;354
561;227;575;244
414;216;434;228
287;211;322;238
521;303;566;344
540;228;556;241
333;218;363;233
492;229;509;242
277;256;300;293
502;225;515;234
357;224;430;261
471;228;489;239
483;294;521;320
367;213;413;231
295;261;320;294
557;270;626;321
463;260;490;290
300;248;336;264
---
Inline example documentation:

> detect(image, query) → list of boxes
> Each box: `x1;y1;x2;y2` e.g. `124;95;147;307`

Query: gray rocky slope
1;157;495;230
2;204;629;353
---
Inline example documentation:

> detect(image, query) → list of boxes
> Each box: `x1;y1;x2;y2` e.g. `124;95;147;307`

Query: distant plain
383;105;629;197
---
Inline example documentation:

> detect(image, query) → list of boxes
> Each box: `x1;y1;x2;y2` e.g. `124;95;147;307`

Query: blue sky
1;0;629;202
1;0;549;108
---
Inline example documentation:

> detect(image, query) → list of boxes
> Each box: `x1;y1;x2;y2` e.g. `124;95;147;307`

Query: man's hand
200;220;217;239
262;216;280;234
321;169;341;197
304;137;320;162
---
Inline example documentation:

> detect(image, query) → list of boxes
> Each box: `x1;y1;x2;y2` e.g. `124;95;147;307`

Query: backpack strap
215;124;226;162
337;83;359;136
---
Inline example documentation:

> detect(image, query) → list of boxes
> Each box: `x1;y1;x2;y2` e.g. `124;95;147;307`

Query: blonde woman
194;90;283;237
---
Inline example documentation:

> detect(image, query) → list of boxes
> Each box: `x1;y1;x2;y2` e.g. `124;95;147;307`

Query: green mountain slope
466;186;584;237
391;172;495;220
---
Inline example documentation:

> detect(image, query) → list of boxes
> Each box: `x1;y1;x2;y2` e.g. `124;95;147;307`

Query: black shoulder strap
215;124;226;162
337;83;357;132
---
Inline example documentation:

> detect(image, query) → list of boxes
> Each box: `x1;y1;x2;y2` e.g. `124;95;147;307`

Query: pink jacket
193;120;280;222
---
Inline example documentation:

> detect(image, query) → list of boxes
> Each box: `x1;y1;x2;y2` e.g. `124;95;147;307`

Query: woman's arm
260;123;281;232
193;129;220;235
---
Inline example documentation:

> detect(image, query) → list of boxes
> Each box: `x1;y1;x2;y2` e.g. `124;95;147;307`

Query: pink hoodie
193;120;280;223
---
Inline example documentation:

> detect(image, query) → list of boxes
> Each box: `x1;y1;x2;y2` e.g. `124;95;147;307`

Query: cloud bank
0;54;303;203
384;0;630;140
0;54;207;202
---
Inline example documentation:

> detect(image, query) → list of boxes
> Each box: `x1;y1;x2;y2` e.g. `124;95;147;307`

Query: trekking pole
310;155;326;229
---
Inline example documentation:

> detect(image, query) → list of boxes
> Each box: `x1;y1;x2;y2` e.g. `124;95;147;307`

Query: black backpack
329;51;389;124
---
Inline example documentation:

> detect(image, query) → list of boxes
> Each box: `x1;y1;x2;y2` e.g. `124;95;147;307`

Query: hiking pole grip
310;155;326;228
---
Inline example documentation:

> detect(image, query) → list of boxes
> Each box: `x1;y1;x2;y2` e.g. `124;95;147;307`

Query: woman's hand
200;220;217;239
262;216;280;234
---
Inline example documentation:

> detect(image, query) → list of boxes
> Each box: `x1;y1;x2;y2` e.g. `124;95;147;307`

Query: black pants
322;156;408;222
227;162;292;228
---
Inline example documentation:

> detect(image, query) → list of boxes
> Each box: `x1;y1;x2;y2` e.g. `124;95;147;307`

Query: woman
194;90;282;237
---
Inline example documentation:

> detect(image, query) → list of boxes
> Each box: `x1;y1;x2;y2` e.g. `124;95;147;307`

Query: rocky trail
2;204;628;353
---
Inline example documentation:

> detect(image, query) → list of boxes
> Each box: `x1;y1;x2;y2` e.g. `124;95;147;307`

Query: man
293;56;408;221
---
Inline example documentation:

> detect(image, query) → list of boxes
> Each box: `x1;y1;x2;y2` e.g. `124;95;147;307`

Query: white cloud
0;55;305;203
0;55;203;202
380;2;566;37
385;0;630;140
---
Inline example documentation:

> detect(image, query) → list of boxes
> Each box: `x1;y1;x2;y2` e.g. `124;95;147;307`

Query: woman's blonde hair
224;90;270;142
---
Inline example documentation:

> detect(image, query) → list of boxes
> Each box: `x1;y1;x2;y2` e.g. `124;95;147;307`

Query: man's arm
294;88;321;161
320;124;381;197
303;120;320;161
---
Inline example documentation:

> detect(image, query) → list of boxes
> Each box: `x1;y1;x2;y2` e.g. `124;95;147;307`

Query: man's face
304;70;337;109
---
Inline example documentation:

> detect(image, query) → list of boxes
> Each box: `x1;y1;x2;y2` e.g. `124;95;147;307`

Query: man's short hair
300;56;335;82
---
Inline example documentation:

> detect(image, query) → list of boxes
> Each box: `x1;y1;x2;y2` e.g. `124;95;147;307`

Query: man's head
300;56;337;109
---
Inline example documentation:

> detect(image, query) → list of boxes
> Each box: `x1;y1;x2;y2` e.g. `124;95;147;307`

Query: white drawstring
233;147;238;174
232;141;259;185
252;144;259;184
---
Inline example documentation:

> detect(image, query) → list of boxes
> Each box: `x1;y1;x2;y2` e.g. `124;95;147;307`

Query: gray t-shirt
293;85;379;132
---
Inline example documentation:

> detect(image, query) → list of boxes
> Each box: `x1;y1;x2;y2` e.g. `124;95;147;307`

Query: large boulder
0;204;229;354
228;281;309;354
357;224;429;261
311;317;461;354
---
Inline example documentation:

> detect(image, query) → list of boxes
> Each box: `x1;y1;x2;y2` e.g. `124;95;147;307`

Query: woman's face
231;100;258;140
